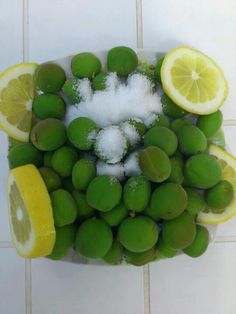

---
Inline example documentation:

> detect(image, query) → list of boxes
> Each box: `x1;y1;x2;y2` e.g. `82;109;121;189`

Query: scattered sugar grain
97;161;125;181
120;121;140;147
77;78;93;101
143;113;158;128
124;152;142;177
88;130;98;142
105;72;120;91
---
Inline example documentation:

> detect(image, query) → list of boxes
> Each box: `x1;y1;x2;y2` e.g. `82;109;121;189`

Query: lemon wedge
0;63;38;142
197;145;236;224
161;46;228;115
7;164;55;258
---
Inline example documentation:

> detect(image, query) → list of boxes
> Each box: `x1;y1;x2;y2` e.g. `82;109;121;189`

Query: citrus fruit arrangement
1;45;235;266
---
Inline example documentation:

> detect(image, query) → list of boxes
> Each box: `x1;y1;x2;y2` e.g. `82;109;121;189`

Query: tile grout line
136;0;143;48
25;259;32;314
215;235;236;243
23;0;29;62
222;120;236;126
143;265;151;314
23;1;32;314
0;241;13;248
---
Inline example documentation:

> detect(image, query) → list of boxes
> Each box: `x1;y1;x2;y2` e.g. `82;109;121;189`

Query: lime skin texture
75;218;113;258
183;225;209;258
30;118;67;151
34;63;66;93
184;154;222;189
123;176;151;212
86;175;122;212
162;212;196;250
71;52;101;79
139;146;171;183
50;189;78;227
107;46;138;76
118;216;159;253
150;183;188;220
103;240;123;265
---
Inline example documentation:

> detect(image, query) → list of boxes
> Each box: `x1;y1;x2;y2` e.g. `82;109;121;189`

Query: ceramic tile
0;248;25;314
0;0;23;240
32;259;144;314
28;0;137;63
142;0;236;120
0;133;11;241
150;242;236;314
0;0;23;71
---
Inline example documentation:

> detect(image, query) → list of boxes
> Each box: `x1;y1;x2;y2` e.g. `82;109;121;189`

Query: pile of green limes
7;46;231;266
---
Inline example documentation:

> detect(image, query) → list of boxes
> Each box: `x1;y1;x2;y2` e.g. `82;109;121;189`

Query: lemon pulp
0;63;38;141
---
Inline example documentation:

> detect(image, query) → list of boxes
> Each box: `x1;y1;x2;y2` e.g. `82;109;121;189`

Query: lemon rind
8;165;55;258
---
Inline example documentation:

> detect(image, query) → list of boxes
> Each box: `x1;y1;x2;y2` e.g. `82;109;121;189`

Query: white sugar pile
124;152;142;177
95;126;128;164
72;78;93;101
65;73;162;128
97;161;125;181
120;121;140;147
77;78;93;101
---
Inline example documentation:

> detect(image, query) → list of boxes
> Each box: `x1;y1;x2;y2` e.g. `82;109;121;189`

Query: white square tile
0;248;25;314
0;0;23;71
32;259;144;314
215;126;236;238
142;0;236;119
0;132;11;241
28;0;137;63
150;243;236;314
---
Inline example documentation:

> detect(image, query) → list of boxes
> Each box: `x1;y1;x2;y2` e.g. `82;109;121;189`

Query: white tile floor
28;0;137;62
0;249;25;314
0;0;23;71
1;1;236;314
31;259;144;314
150;243;236;314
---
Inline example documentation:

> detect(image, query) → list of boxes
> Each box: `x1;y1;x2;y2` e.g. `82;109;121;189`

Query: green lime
183;225;209;257
72;159;96;190
32;94;65;119
118;216;158;253
51;189;78;227
86;176;122;212
103;240;123;265
71;52;101;79
107;46;138;76
75;218;113;258
34;63;66;93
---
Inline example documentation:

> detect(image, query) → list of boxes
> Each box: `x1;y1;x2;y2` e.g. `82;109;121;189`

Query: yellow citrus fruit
161;46;228;115
7;164;55;258
0;63;38;142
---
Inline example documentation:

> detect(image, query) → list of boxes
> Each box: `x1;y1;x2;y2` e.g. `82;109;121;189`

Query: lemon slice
197;144;236;224
0;63;38;142
161;46;228;115
7;164;55;258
